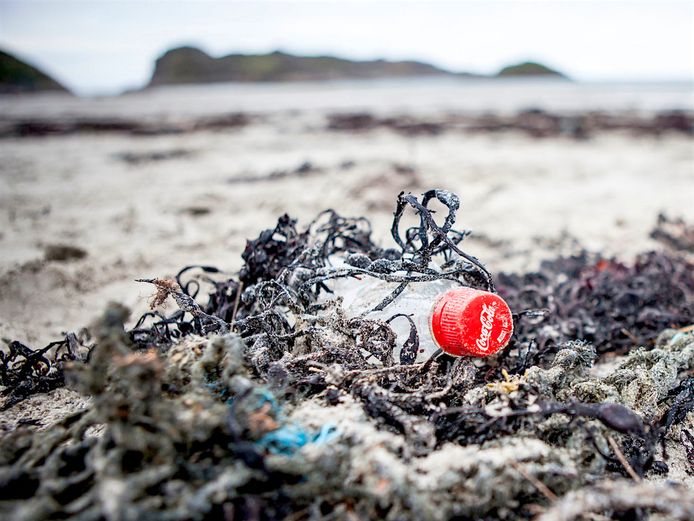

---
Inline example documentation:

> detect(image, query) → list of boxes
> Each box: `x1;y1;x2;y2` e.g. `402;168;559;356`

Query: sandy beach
1;96;693;347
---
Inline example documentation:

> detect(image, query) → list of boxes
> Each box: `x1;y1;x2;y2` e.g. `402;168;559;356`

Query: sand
0;108;693;512
1;117;693;346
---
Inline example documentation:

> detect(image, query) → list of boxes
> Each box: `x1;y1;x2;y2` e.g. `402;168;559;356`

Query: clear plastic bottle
324;267;514;363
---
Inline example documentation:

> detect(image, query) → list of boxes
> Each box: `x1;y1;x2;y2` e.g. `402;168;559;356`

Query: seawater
1;77;692;120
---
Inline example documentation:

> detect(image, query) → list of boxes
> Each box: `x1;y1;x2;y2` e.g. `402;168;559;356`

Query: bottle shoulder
327;273;459;317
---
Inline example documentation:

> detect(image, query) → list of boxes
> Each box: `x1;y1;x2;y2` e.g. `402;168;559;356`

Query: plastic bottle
325;268;513;363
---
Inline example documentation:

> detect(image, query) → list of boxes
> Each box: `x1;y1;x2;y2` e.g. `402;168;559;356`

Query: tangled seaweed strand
0;333;90;411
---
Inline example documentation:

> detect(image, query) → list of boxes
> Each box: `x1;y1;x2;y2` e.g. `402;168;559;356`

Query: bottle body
321;259;514;363
328;275;459;362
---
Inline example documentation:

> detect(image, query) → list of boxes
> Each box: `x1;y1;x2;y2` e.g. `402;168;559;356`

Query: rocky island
497;60;568;78
147;47;463;86
147;46;567;87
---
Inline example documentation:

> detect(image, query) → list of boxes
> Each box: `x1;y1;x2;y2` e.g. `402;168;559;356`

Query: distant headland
0;50;70;95
147;47;568;87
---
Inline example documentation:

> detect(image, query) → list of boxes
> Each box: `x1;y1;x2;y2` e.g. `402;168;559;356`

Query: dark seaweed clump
497;250;693;365
1;190;693;520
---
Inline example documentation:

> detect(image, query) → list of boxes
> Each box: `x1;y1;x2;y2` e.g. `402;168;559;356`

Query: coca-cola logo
475;302;498;353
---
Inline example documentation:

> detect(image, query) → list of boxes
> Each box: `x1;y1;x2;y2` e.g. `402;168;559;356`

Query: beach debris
43;243;88;262
3;109;691;140
537;480;694;521
180;205;212;217
228;161;323;184
327;112;446;136
1;310;692;519
2;190;693;519
0;112;252;138
651;213;694;253
326;273;514;361
114;148;195;165
497;250;693;361
429;287;513;357
0;333;89;410
325;109;694;139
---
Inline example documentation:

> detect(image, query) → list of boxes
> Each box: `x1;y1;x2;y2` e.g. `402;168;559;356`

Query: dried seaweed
661;377;694;434
114;148;195;165
0;112;252;138
2;189;693;520
496;250;693;364
43;244;88;262
651;213;694;253
0;333;89;411
538;480;694;521
326;109;694;138
227;161;323;185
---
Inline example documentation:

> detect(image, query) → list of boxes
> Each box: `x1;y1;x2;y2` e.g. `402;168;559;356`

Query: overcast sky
1;0;692;95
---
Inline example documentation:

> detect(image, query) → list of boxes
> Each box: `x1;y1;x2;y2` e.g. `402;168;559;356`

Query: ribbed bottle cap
431;287;513;357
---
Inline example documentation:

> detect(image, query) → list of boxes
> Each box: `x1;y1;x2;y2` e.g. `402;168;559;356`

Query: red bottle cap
430;287;513;357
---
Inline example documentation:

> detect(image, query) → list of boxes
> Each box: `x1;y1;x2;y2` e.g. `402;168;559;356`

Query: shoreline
0;108;692;139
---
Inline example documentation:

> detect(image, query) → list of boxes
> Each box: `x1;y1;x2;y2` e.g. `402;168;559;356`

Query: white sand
1;118;693;344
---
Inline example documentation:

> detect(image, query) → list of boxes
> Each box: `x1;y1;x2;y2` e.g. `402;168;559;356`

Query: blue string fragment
258;423;339;456
215;381;339;456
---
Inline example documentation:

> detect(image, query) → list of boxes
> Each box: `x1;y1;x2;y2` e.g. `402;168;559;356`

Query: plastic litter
325;270;513;361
